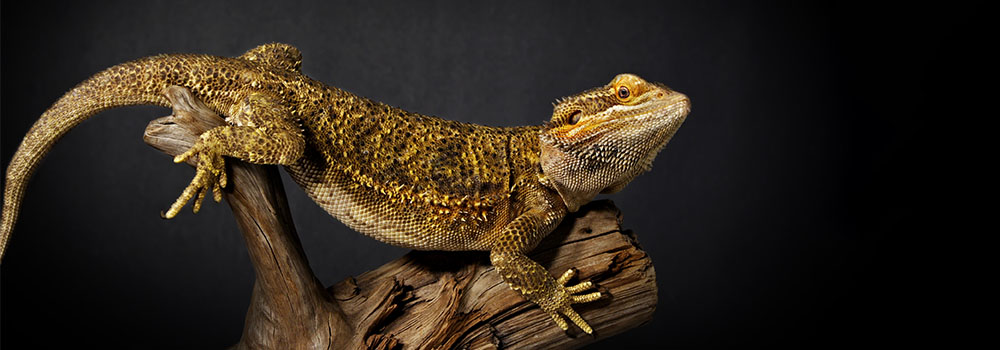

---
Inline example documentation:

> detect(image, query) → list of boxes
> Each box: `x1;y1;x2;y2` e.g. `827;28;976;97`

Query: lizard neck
505;127;569;214
538;139;602;213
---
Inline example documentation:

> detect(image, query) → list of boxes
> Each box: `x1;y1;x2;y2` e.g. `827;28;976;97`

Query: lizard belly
285;151;509;251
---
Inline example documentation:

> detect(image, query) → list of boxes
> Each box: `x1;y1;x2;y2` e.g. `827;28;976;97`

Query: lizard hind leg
163;92;305;218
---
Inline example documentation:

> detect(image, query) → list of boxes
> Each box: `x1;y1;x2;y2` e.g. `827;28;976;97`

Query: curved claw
571;291;602;304
549;312;570;332
163;144;228;219
212;179;223;202
173;144;201;164
566;281;593;294
560;306;593;334
192;186;207;213
557;268;578;285
543;268;602;334
217;164;228;188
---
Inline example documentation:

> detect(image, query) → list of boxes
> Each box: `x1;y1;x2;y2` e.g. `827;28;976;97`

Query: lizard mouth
553;94;690;153
544;88;691;152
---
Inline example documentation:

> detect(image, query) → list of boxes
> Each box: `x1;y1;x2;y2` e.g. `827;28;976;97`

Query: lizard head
540;73;690;212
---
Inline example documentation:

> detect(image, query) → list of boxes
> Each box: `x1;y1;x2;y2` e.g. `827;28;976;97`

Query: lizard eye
617;86;630;100
568;110;582;125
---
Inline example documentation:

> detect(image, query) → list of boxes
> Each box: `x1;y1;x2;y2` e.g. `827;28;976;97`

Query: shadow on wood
143;86;657;350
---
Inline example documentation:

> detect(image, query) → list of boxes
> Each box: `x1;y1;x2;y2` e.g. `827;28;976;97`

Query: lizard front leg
164;92;304;218
490;209;603;334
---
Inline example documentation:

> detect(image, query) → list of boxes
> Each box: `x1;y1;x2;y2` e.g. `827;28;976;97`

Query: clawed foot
547;268;603;334
162;139;227;218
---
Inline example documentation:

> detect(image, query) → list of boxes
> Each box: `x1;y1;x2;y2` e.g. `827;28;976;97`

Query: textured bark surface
143;86;657;349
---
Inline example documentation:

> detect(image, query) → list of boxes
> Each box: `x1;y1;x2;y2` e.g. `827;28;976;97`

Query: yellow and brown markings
307;97;515;218
2;43;690;335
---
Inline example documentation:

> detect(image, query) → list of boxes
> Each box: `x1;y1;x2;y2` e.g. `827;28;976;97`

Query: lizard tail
0;56;188;261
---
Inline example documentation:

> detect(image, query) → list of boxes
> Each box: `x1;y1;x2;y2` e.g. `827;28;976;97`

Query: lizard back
1;44;548;256
287;102;544;251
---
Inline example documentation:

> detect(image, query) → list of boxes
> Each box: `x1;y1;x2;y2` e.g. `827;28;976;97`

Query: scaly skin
0;43;690;334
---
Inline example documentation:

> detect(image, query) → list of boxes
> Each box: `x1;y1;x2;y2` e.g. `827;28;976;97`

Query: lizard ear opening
550;180;596;212
539;137;602;212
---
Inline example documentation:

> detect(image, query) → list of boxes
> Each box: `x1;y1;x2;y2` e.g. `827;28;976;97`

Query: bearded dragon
0;43;690;334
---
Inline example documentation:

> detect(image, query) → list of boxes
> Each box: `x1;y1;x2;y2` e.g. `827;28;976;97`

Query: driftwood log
142;86;658;349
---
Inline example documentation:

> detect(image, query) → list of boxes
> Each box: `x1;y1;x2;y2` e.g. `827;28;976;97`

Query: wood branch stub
144;86;349;349
331;200;657;350
142;86;658;350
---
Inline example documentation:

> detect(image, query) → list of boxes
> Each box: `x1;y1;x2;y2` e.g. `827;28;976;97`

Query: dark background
0;0;950;348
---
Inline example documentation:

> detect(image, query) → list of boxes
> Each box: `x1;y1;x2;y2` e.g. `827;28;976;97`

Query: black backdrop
1;1;948;348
